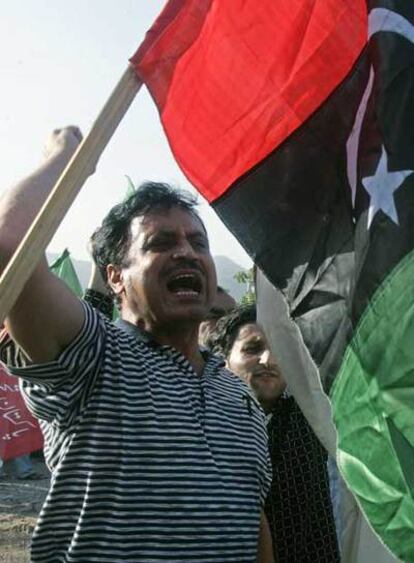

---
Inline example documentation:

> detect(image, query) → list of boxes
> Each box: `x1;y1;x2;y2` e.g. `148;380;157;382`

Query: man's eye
242;345;262;354
192;239;208;251
147;239;172;251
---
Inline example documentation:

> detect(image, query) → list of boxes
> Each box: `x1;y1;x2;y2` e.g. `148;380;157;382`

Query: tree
234;268;255;305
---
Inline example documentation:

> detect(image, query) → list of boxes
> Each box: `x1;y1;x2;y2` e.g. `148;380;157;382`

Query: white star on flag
362;145;414;229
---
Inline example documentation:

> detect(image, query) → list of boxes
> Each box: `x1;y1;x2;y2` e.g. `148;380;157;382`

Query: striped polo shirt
1;302;271;563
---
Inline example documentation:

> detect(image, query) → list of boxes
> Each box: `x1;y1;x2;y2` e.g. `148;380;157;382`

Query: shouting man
0;128;273;563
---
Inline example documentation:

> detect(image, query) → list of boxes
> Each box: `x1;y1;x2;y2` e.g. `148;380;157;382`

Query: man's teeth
168;273;201;294
174;274;196;281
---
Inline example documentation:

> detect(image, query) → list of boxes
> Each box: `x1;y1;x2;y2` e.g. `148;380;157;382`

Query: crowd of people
0;127;343;562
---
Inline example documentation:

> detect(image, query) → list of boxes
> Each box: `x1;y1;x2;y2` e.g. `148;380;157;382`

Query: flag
132;1;414;558
125;175;136;199
255;269;399;563
131;0;366;202
49;248;83;297
0;361;43;461
330;6;414;559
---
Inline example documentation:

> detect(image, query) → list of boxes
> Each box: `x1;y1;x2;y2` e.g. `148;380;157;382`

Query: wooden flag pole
0;65;142;325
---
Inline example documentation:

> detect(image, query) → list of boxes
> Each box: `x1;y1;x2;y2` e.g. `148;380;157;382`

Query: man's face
227;323;286;405
110;207;217;331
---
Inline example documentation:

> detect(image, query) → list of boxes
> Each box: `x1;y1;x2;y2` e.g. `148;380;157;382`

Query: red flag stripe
131;0;367;202
132;0;212;110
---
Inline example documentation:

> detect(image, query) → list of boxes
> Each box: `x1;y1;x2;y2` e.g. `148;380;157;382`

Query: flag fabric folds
132;1;414;558
131;0;367;202
330;6;414;559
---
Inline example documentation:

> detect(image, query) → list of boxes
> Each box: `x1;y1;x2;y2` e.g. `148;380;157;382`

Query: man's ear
106;264;125;300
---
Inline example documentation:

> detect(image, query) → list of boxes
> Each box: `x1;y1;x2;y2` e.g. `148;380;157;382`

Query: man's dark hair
210;304;256;358
91;181;202;283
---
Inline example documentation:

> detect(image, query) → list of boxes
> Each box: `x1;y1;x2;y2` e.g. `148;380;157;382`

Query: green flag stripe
331;249;414;560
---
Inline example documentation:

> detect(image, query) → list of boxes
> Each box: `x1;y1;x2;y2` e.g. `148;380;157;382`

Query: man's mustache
252;367;281;378
164;258;203;276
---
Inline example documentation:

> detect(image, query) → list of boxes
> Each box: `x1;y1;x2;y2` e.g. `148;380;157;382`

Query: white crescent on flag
369;8;414;42
346;8;414;227
346;67;374;207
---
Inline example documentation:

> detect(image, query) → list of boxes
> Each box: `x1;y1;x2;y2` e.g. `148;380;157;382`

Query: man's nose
259;348;274;366
172;237;197;259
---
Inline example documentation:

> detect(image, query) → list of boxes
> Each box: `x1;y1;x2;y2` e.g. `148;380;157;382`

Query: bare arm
257;509;275;563
0;127;88;363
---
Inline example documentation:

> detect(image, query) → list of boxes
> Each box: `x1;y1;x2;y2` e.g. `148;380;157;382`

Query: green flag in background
125;175;136;199
49;248;83;298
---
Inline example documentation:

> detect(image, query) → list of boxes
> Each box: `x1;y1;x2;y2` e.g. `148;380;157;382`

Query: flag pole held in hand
0;65;142;325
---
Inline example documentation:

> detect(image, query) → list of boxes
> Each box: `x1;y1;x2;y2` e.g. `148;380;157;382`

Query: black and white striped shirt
1;302;271;562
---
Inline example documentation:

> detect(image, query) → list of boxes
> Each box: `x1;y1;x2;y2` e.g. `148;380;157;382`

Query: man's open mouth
166;272;203;297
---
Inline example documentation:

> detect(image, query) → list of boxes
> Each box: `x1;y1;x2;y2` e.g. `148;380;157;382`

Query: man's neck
121;312;205;375
260;397;283;415
155;327;205;375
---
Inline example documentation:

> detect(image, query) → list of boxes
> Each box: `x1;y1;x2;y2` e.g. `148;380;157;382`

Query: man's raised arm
0;127;87;363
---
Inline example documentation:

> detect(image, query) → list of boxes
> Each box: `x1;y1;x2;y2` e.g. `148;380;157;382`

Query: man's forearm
0;128;86;363
0;128;81;268
257;510;275;563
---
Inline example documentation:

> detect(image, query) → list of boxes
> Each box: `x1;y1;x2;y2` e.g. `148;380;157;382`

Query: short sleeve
0;327;27;368
0;302;106;427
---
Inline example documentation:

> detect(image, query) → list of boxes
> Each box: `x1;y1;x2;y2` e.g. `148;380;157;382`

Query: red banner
0;362;43;461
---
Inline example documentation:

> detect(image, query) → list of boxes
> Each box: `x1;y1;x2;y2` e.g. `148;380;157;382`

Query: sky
0;1;251;267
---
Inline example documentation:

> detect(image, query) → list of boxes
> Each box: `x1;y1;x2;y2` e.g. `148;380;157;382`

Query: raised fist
43;126;83;161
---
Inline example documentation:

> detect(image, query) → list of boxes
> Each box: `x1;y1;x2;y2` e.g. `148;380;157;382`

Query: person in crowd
11;454;37;479
0;127;273;563
0;453;38;480
198;285;236;347
211;304;340;563
83;261;115;319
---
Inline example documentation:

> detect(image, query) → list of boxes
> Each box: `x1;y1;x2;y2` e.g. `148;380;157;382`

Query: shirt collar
115;318;155;345
115;318;224;372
